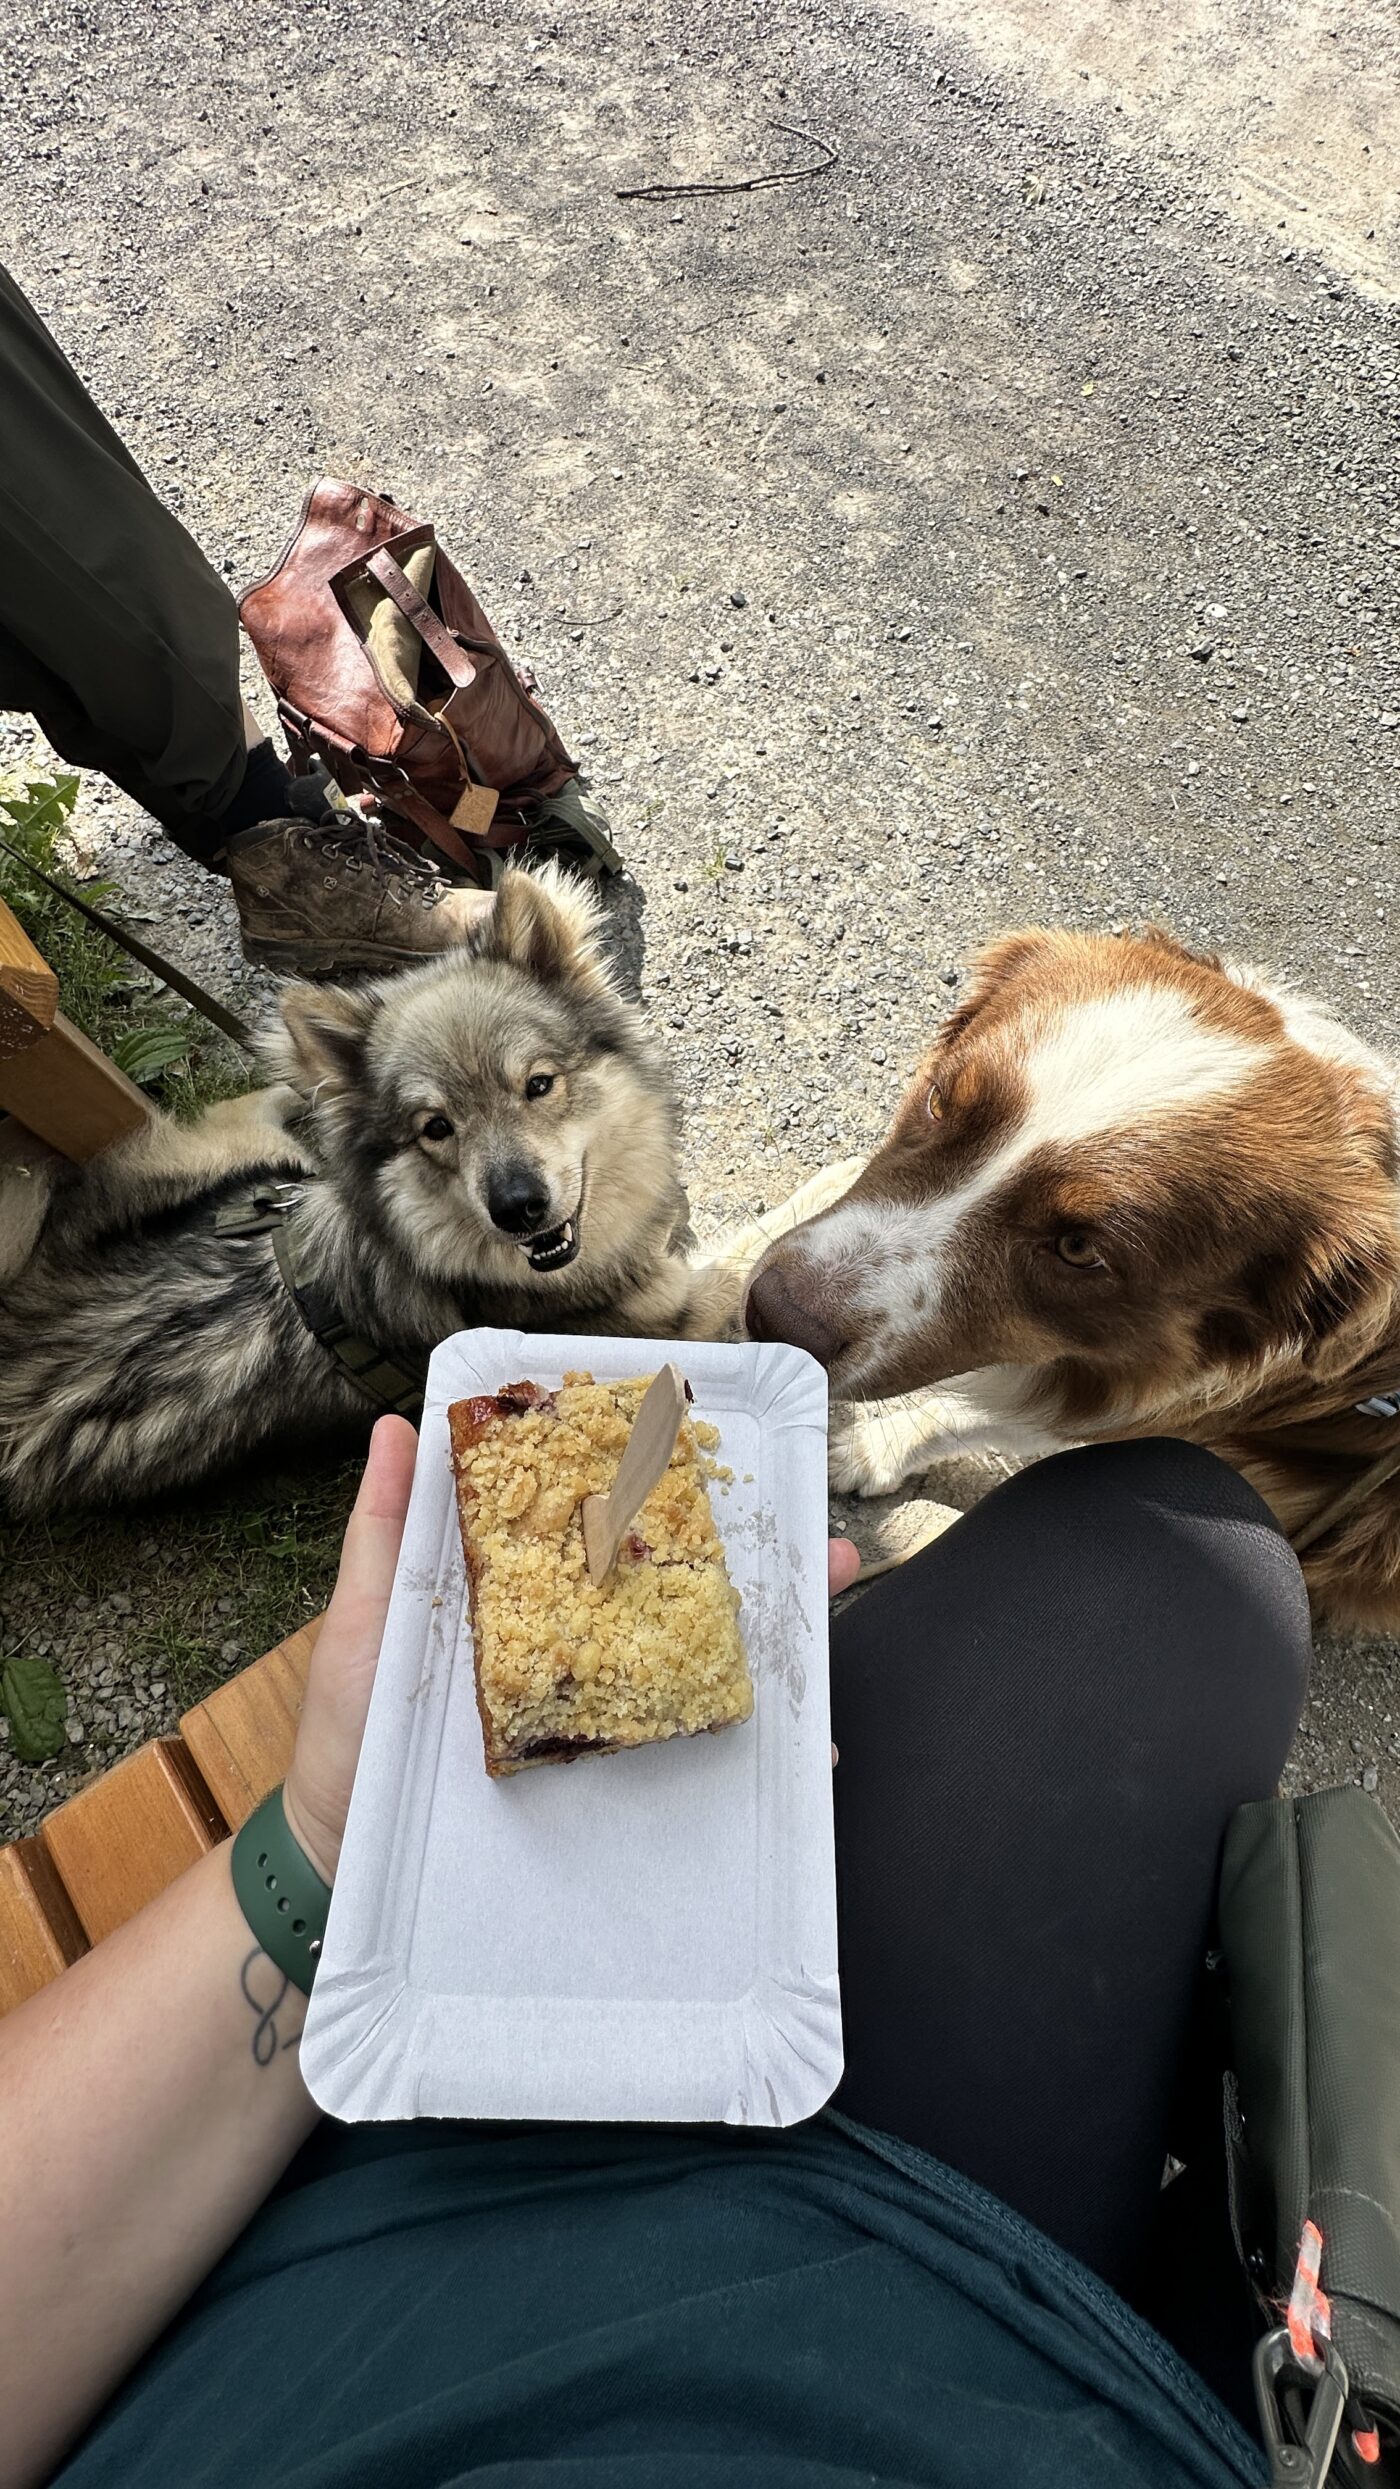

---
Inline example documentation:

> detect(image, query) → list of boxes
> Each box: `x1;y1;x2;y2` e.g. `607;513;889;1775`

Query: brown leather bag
239;478;616;885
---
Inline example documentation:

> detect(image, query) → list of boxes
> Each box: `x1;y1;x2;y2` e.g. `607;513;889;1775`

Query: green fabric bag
1220;1789;1400;2483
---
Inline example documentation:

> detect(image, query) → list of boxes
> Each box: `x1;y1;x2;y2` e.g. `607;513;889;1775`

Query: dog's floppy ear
936;927;1054;1041
1137;925;1224;973
1299;1251;1389;1374
478;861;610;995
1294;1080;1400;1375
277;984;376;1095
1233;1223;1397;1383
1291;1229;1400;1380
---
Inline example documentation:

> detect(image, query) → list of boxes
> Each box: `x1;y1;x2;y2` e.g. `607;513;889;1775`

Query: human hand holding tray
300;1329;841;2125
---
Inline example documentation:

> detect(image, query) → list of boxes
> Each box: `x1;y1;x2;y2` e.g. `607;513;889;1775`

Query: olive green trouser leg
0;261;246;865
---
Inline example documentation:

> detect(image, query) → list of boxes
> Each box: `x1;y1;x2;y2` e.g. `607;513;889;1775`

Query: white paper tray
301;1330;841;2127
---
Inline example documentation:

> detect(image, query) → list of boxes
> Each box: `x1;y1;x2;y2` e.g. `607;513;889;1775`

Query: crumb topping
450;1373;751;1774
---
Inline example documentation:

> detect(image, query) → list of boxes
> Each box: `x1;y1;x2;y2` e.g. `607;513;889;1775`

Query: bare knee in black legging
830;1438;1311;2293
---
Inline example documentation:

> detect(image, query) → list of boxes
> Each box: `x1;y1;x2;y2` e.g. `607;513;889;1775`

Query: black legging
830;1437;1310;2297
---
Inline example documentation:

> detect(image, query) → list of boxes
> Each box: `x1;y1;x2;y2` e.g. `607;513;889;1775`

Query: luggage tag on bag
450;782;501;837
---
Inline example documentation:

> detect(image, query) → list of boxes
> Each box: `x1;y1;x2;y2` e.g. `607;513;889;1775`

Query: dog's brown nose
744;1260;848;1368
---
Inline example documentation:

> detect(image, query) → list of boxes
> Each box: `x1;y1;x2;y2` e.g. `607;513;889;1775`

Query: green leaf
113;1024;194;1084
20;770;80;820
0;773;79;847
1;1653;68;1763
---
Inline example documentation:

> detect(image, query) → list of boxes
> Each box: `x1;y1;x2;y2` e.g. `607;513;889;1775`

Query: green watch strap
230;1786;332;1995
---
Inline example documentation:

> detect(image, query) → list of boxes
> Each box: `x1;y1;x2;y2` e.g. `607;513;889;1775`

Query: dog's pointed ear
277;984;375;1095
479;862;610;995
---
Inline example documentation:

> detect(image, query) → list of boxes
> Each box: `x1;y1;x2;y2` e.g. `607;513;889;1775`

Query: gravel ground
1;0;1397;1835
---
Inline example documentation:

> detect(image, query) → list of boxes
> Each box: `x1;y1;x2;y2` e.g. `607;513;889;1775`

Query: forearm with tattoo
0;1845;321;2489
239;1946;307;2064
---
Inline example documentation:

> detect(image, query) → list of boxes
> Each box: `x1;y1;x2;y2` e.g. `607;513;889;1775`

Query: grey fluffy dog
0;866;744;1513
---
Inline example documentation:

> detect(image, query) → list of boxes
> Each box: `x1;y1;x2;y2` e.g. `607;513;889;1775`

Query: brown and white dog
745;928;1400;1629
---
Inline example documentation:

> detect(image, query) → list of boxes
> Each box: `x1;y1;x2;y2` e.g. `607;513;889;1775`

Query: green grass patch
1;1451;359;1724
0;771;247;1116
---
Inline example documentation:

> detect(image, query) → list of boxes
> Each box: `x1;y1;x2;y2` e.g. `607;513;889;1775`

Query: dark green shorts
57;2113;1264;2488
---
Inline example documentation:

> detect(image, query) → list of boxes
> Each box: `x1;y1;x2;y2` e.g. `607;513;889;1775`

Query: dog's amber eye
525;1073;555;1101
926;1085;944;1122
421;1114;454;1143
1056;1230;1104;1270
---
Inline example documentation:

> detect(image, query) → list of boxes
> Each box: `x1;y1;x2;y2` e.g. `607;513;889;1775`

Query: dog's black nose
745;1261;848;1368
487;1164;552;1236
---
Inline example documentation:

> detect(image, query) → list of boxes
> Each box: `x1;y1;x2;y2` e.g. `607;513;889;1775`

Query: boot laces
300;817;448;907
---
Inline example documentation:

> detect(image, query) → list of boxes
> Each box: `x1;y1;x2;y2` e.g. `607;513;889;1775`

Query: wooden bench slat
38;1739;226;1948
0;1836;89;2013
0;1616;326;2013
179;1618;322;1830
0;895;60;1062
0;1009;149;1159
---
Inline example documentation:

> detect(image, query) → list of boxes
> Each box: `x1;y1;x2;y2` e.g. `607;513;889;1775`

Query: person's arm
0;1417;418;2489
0;1401;861;2489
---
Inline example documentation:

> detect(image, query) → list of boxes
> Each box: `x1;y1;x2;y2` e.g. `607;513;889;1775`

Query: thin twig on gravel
633;307;757;367
616;120;837;203
559;606;624;627
681;309;750;339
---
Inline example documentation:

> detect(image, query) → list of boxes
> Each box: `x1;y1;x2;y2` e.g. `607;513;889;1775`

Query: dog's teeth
525;1213;579;1272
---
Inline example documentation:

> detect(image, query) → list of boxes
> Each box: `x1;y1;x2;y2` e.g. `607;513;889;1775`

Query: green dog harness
215;1179;426;1419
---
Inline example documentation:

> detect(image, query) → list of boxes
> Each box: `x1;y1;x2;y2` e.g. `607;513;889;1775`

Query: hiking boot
227;813;494;974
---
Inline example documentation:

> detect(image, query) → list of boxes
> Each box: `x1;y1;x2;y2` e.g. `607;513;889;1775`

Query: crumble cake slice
448;1373;751;1777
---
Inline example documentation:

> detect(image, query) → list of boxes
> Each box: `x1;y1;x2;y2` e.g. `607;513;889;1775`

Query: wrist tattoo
240;1945;305;2065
